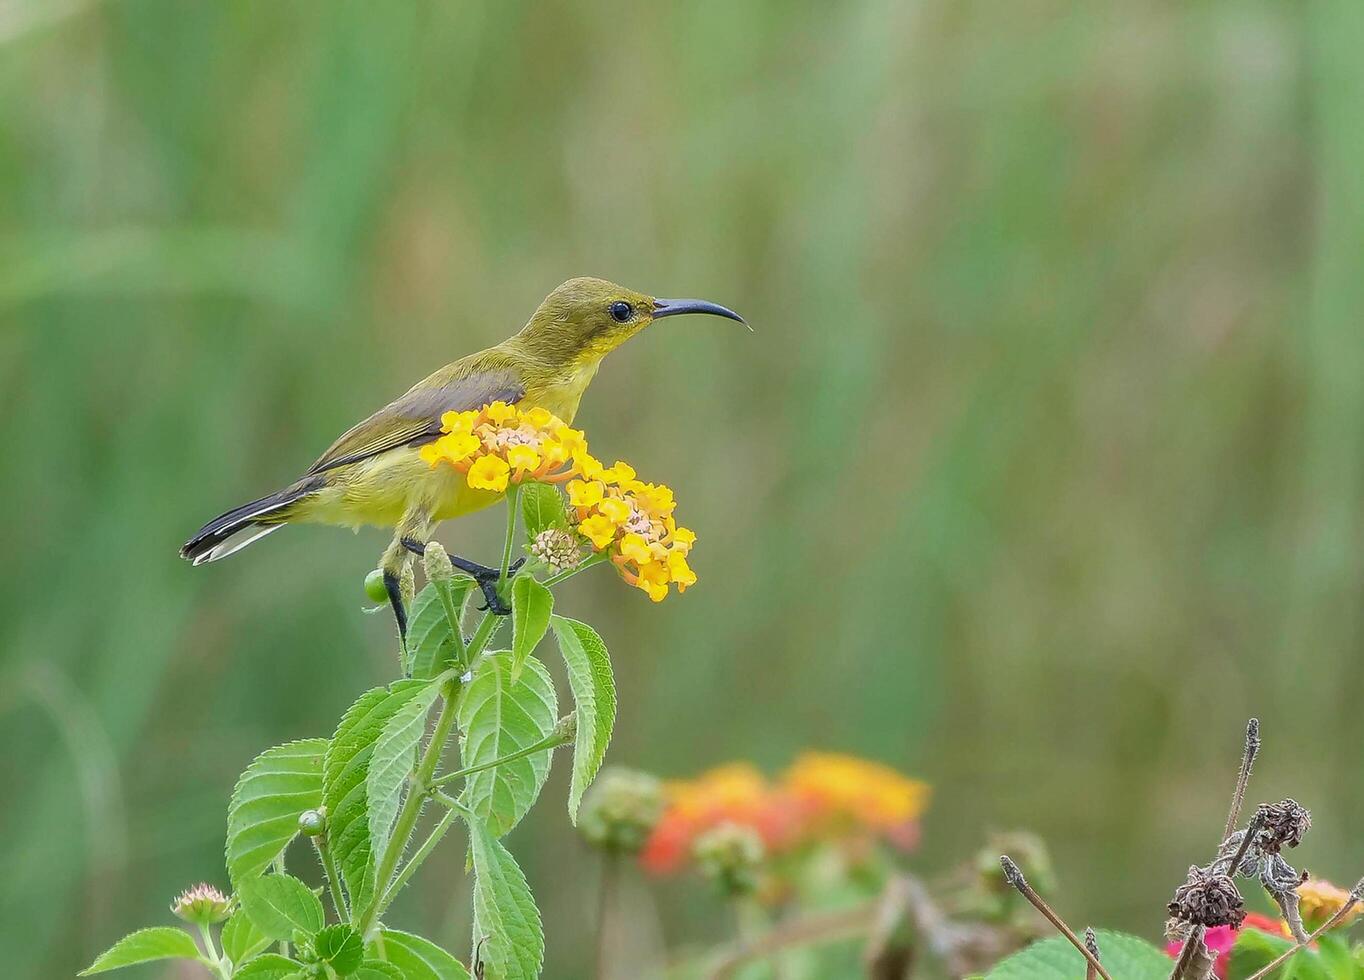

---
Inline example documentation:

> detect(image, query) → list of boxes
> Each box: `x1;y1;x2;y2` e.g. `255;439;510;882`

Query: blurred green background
2;0;1361;976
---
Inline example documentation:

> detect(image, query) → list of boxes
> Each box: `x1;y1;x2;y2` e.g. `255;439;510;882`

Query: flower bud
693;821;765;896
530;528;581;575
424;541;455;583
170;883;231;925
298;808;326;837
552;711;578;742
364;569;387;603
578;767;663;854
399;564;416;609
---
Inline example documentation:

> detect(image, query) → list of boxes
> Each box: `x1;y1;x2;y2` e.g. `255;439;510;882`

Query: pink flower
1165;914;1284;978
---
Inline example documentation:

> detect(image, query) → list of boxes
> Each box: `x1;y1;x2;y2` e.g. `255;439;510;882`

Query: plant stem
354;675;461;937
374;806;459;921
1243;879;1364;980
1168;925;1205;980
313;836;349;921
433;576;470;672
1224;719;1261;840
498;486;521;593
428;728;572;790
596;852;618;980
196;922;230;980
1000;856;1112;980
272;854;290;958
542;551;609;588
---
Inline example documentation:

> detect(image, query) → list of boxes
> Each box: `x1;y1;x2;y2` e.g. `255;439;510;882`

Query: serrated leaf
521;482;568;540
323;680;430;911
409;580;475;680
468;816;544;980
233;953;306;979
455;652;557;837
315;924;365;975
222;909;272;966
367;678;444;881
237;874;324;941
549;616;616;824
80;927;203;974
226;738;327;887
510;576;553;681
986;930;1171;979
354;961;406;980
369;929;470;980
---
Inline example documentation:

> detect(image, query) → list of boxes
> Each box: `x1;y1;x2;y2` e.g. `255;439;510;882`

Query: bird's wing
306;358;525;474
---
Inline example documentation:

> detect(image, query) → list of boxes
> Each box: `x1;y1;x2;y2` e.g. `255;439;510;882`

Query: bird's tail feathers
180;479;319;565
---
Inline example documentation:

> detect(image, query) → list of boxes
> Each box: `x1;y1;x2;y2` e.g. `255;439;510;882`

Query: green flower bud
578;767;664;854
399;564;416;608
170;883;231;925
364;569;387;603
694;822;765;897
298;808;326;836
424;541;455;583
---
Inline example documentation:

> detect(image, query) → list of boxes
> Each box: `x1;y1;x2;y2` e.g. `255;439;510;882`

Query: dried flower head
1256;799;1311;854
530;528;581;575
578;767;664;855
170;883;231;925
421;402;698;601
1168;866;1246;928
1297;877;1363;929
693;821;766;896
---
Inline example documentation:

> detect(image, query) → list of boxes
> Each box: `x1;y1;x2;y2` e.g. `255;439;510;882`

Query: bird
180;276;745;638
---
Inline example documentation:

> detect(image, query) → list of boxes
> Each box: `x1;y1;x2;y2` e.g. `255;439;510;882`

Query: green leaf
367;677;443;880
549;616;616;824
409;579;475;680
468;815;544;980
315;924;365;975
237;873;324;941
226;738;327;887
354;962;406;980
369;929;470;980
455;652;557;836
1229;927;1328;980
510;575;553;681
232;953;306;979
521;482;568;540
80;927;203;974
221;909;272;966
986;930;1171;979
323;679;430;911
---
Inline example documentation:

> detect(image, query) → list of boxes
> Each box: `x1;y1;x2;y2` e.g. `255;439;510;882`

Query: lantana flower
1297;877;1363;929
782;752;930;852
420;402;698;601
1164;914;1285;979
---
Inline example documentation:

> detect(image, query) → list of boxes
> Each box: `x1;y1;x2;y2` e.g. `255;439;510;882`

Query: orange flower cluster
420;402;697;601
640;754;930;875
1297;877;1363;928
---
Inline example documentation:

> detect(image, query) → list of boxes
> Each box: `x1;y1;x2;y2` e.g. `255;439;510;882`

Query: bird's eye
609;301;633;323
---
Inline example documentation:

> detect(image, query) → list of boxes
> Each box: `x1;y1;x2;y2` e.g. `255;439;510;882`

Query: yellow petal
441;410;479;434
601;460;637;485
507;444;540;473
598;498;631;525
578;514;617;550
466;455;510;492
485;400;518;425
567;479;605;508
670;527;697;554
619;532;652;565
574;453;604;481
667;552;697;591
524;406;555;428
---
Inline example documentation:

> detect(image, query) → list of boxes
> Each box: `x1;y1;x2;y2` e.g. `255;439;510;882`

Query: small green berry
364;568;387;603
298;808;326;836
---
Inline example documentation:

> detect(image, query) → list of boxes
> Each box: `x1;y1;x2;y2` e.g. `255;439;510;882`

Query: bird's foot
399;538;522;616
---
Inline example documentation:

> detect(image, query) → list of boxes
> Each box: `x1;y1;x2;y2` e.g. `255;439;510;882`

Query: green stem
428;727;572;790
272;854;289;958
498;486;521;593
354;674;460;937
542;550;609;588
196;923;230;980
433;577;470;672
313;836;349;921
374;806;459;920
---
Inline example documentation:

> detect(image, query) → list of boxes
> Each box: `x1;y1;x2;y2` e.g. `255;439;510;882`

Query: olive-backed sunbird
181;276;745;635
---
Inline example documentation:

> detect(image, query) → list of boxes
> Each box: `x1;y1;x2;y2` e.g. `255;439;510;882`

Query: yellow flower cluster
784;752;931;831
420;401;697;601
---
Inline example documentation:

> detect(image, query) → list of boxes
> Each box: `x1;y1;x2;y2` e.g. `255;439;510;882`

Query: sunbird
181;277;744;636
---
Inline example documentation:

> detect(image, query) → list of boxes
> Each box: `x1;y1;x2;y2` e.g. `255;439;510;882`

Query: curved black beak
652;297;749;329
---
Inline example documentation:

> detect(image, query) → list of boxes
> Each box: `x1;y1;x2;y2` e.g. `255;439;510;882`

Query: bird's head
517;276;745;367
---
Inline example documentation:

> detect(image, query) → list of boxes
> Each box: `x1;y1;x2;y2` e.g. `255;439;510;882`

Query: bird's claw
469;558;523;616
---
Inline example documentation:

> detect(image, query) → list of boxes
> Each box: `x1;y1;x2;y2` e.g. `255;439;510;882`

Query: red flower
1164;914;1284;978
